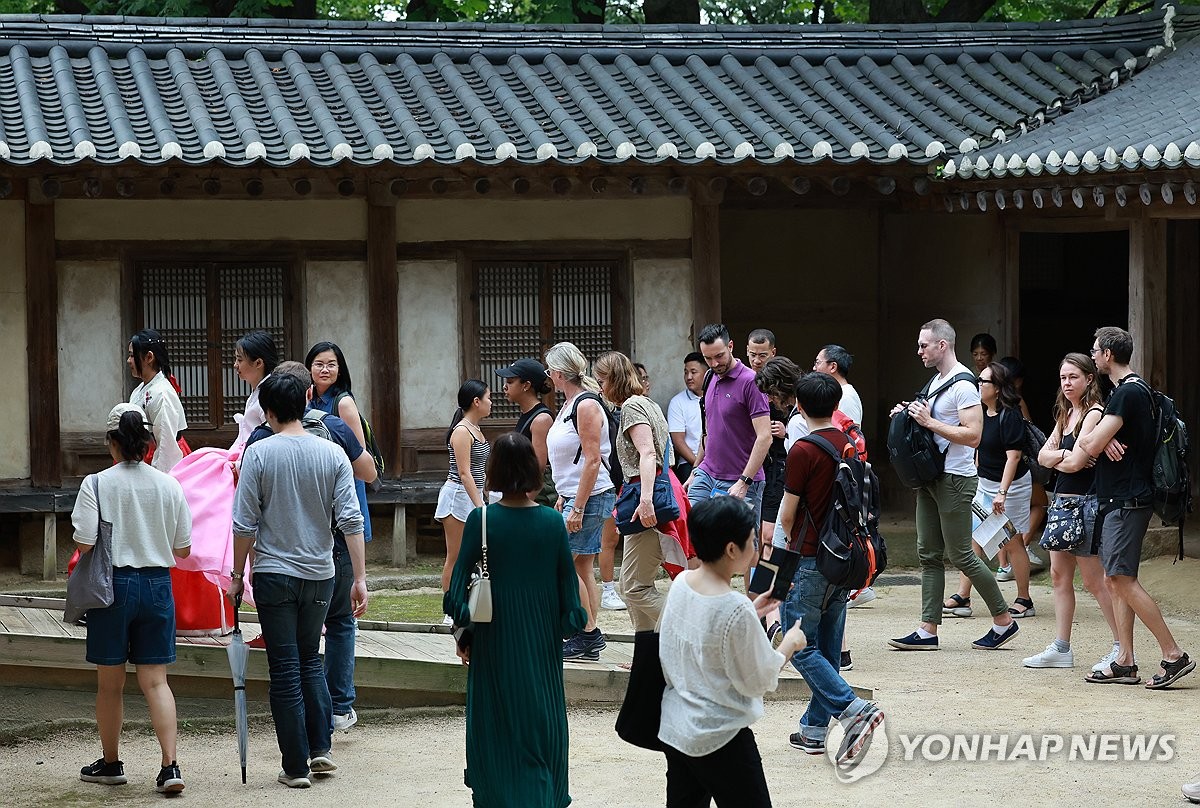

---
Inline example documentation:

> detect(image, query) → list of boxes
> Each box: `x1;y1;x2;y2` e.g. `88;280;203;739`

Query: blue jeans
324;545;356;716
781;557;868;742
255;572;335;777
687;468;765;542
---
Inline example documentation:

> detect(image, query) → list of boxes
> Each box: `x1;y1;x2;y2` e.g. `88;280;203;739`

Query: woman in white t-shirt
72;403;193;794
545;341;614;661
658;495;805;807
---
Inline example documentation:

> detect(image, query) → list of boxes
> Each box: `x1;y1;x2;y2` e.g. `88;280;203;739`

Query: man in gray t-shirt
229;372;366;787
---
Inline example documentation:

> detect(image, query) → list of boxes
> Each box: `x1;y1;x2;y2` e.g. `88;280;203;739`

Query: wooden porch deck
0;595;870;708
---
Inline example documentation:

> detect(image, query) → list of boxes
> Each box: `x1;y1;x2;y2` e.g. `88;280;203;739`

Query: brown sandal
1085;661;1140;685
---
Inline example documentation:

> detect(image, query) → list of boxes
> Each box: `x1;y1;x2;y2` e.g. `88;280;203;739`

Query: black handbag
614;442;679;535
614;629;666;751
64;476;115;625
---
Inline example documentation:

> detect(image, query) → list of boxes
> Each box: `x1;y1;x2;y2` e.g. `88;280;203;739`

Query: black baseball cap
496;358;547;385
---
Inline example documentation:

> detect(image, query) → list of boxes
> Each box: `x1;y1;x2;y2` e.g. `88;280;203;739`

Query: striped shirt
447;425;489;489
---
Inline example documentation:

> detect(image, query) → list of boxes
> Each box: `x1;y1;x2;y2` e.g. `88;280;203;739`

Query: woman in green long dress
445;432;588;808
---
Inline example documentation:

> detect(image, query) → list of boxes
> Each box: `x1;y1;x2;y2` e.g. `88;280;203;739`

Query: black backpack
793;433;887;593
1127;378;1192;559
567;392;624;491
1004;409;1055;487
887;372;977;489
697;369;715;437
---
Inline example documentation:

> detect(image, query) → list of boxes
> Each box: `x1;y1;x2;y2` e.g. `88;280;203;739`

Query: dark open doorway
1018;230;1129;431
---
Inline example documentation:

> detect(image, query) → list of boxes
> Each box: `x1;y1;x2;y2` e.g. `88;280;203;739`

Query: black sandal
1008;597;1036;618
1085;661;1140;685
942;594;972;617
1146;653;1195;690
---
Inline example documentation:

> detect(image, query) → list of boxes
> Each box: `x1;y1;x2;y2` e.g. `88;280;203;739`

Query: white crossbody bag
467;505;493;623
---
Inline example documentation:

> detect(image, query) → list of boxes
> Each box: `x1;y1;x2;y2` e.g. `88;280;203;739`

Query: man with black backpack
777;372;885;763
887;319;1018;651
1079;327;1193;689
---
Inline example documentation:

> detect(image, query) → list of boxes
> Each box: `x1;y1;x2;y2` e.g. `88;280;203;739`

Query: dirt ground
5;559;1200;807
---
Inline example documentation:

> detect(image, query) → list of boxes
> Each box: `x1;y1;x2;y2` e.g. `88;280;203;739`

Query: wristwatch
738;475;753;486
230;571;243;580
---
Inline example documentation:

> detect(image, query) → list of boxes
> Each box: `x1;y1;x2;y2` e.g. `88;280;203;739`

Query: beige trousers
620;528;666;632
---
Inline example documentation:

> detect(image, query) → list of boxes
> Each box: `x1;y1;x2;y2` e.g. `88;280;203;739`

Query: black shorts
761;457;786;522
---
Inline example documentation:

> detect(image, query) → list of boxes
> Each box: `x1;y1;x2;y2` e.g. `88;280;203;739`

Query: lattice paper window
474;259;624;421
138;261;289;429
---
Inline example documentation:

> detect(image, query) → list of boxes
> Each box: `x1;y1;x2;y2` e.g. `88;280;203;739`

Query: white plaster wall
305;261;371;419
398;261;461;429
55;200;366;241
0;201;28;478
632;258;695;412
57;261;124;431
396;198;690;242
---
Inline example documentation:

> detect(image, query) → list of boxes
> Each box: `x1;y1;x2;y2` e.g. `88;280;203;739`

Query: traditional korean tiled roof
946;17;1200;182
0;8;1189;167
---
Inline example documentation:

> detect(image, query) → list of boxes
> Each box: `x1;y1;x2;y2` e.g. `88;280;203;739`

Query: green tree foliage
0;0;1162;25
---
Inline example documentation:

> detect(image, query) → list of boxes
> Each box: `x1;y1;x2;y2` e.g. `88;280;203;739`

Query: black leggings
664;727;772;808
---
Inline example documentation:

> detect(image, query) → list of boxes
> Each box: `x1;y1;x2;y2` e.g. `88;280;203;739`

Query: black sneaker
156;762;185;794
888;631;939;651
972;622;1020;650
81;757;127;785
836;703;886;765
582;627;607;655
788;733;826;755
563;633;595;662
840;651;853;671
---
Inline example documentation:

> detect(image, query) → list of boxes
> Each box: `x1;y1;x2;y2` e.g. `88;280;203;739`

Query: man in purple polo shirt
686;323;773;586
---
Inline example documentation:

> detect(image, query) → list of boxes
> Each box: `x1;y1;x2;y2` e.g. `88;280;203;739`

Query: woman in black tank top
497;358;555;497
1026;352;1120;670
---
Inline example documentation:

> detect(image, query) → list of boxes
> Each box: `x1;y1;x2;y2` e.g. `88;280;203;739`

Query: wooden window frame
122;249;304;447
461;249;632;427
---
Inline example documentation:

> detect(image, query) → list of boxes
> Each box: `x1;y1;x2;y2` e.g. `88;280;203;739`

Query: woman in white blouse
127;329;189;474
658;495;805;808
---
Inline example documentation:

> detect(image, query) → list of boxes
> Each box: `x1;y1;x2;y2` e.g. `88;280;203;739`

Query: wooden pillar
26;198;60;487
1003;224;1021;357
367;200;400;476
1128;218;1168;388
391;504;408;566
691;191;722;335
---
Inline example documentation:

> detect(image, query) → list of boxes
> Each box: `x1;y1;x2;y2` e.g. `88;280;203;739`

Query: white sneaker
441;614;454;626
1023;643;1074;668
600;584;627;611
332;708;357;731
995;565;1014;582
1026;546;1046;570
1091;644;1134;673
309;754;337;774
847;587;877;608
1183;778;1200;803
278;771;311;788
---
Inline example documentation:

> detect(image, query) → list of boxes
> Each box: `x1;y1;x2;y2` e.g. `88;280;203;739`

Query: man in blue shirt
245;361;378;737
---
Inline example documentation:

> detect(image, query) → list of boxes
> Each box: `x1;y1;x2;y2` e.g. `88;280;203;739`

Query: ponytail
130;328;172;380
108;410;151;462
445;379;488;444
445;406;466;445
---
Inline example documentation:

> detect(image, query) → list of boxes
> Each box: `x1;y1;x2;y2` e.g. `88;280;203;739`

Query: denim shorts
687;468;765;545
563;488;616;556
86;567;176;666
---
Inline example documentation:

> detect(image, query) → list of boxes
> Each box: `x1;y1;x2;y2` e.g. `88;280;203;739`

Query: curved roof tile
0;9;1188;167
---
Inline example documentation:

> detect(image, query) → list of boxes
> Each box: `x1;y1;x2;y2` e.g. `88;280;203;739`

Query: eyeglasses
1089;347;1103;356
312;361;339;371
977;377;995;385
